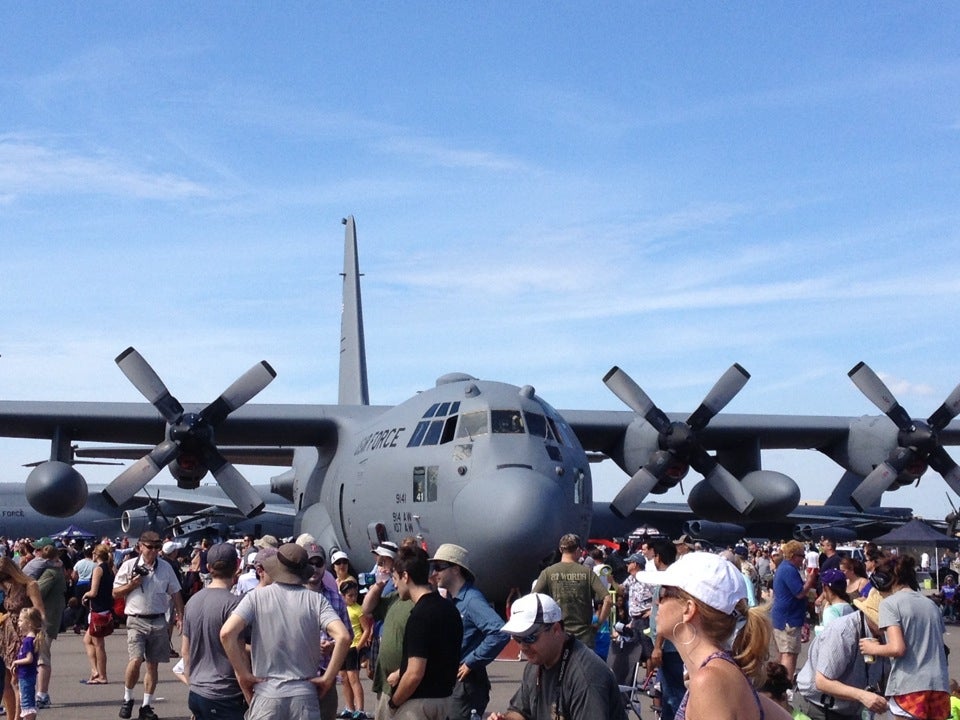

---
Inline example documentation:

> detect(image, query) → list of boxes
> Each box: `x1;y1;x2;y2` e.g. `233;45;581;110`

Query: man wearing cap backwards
303;542;354;720
180;543;246;720
532;533;612;651
220;542;351;720
488;593;627;720
428;543;509;719
114;530;187;720
384;546;463;720
795;588;889;720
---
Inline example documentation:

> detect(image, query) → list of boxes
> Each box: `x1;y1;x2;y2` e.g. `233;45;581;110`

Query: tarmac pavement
26;611;960;720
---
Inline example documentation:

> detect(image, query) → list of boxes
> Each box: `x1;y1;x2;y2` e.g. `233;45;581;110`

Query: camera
132;564;151;578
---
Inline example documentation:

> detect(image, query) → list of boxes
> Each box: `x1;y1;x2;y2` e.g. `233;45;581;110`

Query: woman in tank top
634;551;790;720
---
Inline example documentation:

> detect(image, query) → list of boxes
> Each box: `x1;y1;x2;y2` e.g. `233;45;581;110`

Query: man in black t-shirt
384;546;463;720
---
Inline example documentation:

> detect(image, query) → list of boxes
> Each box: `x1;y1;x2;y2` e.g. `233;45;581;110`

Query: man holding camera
113;530;186;720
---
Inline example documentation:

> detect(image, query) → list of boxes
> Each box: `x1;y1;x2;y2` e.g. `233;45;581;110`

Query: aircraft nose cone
452;467;586;598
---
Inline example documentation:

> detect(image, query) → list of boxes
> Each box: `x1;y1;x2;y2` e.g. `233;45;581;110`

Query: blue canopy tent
51;524;97;541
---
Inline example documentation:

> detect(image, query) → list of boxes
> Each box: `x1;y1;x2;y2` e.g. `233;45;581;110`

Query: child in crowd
12;607;44;719
950;679;960;720
760;661;812;720
337;579;372;720
940;576;958;622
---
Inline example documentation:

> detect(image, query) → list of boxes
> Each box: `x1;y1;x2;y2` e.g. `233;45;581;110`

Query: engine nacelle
169;454;208;489
793;524;858;542
121;507;159;536
828;416;928;492
684;520;746;543
620;418;689;492
25;461;88;517
688;470;800;523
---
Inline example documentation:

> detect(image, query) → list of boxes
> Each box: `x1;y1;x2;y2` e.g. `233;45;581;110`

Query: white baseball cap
501;593;563;635
634;551;747;615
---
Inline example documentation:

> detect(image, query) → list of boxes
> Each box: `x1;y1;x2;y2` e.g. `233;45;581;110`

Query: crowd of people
0;530;958;720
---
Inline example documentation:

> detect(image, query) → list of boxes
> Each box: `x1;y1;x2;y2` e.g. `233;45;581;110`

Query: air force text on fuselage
354;427;407;455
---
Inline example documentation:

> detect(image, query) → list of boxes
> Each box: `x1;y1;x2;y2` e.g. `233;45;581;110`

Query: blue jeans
659;651;686;720
187;691;247;720
18;672;37;714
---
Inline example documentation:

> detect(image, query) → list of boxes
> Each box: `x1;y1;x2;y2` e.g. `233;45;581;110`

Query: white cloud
0;137;210;201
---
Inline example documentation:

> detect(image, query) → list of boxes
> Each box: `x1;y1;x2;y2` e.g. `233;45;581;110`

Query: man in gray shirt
181;542;245;720
488;593;626;720
221;542;350;720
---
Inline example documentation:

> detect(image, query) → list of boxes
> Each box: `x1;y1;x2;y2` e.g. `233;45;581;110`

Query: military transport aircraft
0;480;293;541
2;216;960;601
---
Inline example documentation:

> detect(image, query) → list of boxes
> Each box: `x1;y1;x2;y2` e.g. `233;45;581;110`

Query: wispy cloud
0;137;210;201
877;372;937;400
375;135;530;172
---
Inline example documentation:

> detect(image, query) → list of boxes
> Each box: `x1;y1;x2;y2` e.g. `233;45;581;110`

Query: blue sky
2;4;960;523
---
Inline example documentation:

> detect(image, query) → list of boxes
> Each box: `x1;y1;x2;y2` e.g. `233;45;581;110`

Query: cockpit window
456;411;488;438
491;410;525;434
524;411;554;440
407;402;464;448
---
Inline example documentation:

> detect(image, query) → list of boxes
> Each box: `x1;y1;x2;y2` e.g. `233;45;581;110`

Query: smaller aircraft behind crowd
0;480;293;542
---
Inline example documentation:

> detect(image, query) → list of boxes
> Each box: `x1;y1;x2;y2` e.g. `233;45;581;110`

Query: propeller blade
848;362;913;431
102;440;179;507
609;457;670;519
849;458;906;512
115;347;184;423
201;361;277;426
687;364;750;430
701;461;756;515
928;446;960;497
928;381;960;431
602;366;671;434
201;447;265;517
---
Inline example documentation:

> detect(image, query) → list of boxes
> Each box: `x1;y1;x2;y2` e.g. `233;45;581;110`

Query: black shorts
343;646;360;672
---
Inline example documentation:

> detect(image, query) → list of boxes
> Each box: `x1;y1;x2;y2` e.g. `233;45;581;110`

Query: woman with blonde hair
81;544;115;684
635;551;790;720
0;556;44;719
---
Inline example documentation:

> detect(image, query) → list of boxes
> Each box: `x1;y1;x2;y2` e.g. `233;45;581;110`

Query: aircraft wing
147;484;298;517
562;410;870;454
0;401;387;447
74;445;296;466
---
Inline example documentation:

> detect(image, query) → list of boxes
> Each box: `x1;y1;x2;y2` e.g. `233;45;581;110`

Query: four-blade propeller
602;364;757;519
102;347;275;517
848;361;960;511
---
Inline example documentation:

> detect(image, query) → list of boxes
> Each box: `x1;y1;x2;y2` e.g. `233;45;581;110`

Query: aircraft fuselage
298;374;593;599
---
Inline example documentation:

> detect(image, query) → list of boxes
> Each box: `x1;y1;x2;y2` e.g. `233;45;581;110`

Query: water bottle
469;709;480;720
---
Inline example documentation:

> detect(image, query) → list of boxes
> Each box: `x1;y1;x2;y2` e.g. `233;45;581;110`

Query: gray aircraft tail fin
826;470;873;507
338;216;369;406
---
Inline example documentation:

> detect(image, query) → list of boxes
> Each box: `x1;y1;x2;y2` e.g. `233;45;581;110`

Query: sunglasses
510;624;549;645
430;562;453;573
142;544;162;550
